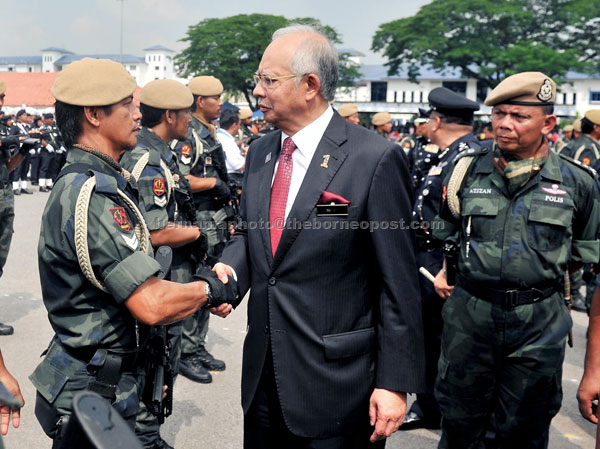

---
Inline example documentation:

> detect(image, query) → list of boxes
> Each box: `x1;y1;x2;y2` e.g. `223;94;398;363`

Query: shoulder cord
446;156;476;220
573;142;600;161
191;129;203;169
74;175;151;293
130;151;175;202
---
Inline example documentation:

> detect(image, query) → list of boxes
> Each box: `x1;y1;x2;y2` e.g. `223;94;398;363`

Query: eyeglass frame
253;72;306;88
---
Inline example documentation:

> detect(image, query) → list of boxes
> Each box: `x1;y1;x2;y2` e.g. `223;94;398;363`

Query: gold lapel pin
321;155;330;168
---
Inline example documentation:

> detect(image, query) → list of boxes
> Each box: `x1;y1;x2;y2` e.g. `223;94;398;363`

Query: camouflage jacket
434;147;600;287
564;134;600;166
173;115;229;210
36;147;160;351
120;127;177;232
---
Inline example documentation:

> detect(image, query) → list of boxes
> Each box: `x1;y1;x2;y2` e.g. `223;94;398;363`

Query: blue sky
2;0;430;64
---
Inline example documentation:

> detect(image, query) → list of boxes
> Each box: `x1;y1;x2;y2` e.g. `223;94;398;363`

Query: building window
590;92;600;103
476;81;488;103
573;93;577;104
443;81;467;96
420;92;424;103
155;66;160;70
371;82;388;102
28;67;32;72
158;55;161;62
8;67;13;72
130;65;136;70
410;91;415;103
393;91;397;102
401;91;406;103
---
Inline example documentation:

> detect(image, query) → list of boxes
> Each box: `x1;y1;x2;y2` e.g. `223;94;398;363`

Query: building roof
0;72;59;107
41;47;74;54
143;45;175;52
0;56;42;66
337;48;365;57
54;54;146;65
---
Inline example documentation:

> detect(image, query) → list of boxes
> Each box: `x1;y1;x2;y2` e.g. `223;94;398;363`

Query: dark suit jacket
221;111;425;438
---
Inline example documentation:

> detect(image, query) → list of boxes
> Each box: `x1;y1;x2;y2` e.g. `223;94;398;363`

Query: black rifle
443;234;460;286
142;246;174;424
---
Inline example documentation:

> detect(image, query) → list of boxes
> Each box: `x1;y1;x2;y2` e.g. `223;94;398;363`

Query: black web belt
457;275;560;308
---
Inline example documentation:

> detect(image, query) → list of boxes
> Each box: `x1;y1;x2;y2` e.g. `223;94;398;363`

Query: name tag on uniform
316;203;349;217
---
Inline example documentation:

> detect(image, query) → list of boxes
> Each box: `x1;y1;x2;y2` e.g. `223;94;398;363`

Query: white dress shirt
217;128;245;173
274;105;334;219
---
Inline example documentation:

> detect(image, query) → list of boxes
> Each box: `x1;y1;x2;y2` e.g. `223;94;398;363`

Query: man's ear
165;110;175;125
305;74;321;101
83;107;101;128
541;114;557;136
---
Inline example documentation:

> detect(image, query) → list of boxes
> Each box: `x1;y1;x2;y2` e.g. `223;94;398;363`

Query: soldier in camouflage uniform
120;80;202;449
0;348;24;449
172;76;229;383
371;111;394;142
402;87;482;432
432;72;600;449
0;81;27;336
30;58;216;445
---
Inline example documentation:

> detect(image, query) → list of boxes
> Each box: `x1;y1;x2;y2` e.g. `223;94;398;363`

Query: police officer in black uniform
401;87;483;430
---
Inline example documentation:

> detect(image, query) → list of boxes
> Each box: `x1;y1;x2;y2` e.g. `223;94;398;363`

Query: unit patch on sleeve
110;207;132;232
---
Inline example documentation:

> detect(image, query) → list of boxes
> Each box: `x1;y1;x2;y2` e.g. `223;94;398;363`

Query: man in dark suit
213;24;425;448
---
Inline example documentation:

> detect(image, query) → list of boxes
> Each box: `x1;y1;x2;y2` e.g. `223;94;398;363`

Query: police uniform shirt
434;147;600;286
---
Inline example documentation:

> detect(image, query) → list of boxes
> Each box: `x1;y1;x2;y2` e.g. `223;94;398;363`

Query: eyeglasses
253;73;303;88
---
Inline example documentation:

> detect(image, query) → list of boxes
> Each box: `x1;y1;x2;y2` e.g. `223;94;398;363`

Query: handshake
194;265;240;309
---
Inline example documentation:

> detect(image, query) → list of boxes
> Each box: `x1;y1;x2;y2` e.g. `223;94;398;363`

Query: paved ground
0;190;598;448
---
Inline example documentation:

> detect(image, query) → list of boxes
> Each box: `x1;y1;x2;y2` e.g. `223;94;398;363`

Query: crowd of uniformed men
2;24;600;449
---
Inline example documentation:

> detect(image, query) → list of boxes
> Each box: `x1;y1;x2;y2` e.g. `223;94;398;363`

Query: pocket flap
323;327;375;360
529;200;572;227
29;361;69;404
462;196;499;216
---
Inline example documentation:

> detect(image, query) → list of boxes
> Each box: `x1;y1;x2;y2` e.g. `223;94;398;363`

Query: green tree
176;14;361;110
372;0;600;89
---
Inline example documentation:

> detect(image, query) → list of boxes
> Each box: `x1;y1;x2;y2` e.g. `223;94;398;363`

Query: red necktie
269;137;296;256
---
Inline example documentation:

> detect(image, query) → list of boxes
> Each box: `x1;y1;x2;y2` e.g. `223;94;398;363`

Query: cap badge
537;79;553;102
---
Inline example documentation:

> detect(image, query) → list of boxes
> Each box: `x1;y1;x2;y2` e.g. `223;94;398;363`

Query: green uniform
174;116;229;357
433;145;600;448
121;127;195;447
0;122;14;278
563;134;600;166
31;147;161;439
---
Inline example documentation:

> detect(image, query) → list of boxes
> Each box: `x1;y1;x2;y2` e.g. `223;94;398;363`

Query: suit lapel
271;113;349;271
257;131;282;265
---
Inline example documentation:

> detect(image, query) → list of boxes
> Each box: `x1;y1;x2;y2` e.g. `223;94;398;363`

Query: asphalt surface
0;190;598;448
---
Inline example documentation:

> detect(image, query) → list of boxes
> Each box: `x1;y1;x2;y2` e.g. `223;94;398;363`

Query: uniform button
268;277;276;286
264;325;269;334
422;189;429;196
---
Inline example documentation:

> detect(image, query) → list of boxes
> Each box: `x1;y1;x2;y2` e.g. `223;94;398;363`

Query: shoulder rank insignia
424;144;439;154
110;207;132;232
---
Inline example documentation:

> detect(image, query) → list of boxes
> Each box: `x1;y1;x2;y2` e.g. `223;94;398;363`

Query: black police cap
418;107;431;118
428;87;479;118
43;113;54;119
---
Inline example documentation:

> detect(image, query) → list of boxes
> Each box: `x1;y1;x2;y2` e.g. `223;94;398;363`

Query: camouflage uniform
174;115;229;359
0;120;14;278
433;145;600;448
30;147;161;439
120;127;195;447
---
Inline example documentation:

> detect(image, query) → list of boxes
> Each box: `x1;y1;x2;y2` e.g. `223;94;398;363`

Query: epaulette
558;153;598;179
198;125;211;140
453;144;490;162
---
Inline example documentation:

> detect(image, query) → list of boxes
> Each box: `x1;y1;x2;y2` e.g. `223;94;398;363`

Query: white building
0;45;183;87
334;51;600;120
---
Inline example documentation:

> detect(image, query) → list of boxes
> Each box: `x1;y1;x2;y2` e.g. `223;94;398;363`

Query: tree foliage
176;14;361;110
372;0;600;88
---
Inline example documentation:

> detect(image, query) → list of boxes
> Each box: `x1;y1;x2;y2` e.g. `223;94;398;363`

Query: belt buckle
505;289;519;308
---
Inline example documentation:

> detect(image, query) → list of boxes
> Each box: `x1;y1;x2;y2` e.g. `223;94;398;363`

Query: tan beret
372;112;391;126
239;108;252;120
584;110;600;126
140;79;193;110
188;76;223;96
0;80;5;95
563;125;574;132
573;118;582;132
338;104;358;118
52;58;137;106
485;72;556;107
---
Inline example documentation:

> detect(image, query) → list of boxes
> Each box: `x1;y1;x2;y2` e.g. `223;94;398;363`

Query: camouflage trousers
31;339;145;440
0;186;15;278
180;209;226;357
435;285;571;449
135;258;192;447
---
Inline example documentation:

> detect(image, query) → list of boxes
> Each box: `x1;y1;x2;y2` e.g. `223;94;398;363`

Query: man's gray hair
272;25;339;101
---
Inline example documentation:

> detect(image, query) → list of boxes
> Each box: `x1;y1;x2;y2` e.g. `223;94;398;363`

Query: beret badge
537;79;553;102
